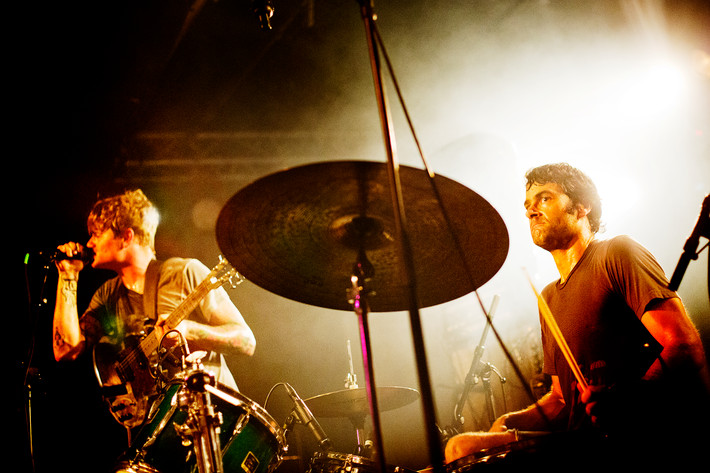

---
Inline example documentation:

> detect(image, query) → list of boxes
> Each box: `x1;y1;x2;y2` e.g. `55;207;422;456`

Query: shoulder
158;257;211;285
591;235;650;262
160;257;202;273
594;234;639;251
595;235;671;291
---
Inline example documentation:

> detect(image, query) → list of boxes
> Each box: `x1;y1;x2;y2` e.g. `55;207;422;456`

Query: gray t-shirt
81;257;238;391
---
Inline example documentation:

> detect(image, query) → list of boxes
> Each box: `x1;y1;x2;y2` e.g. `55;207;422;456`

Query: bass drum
115;381;287;473
308;451;415;473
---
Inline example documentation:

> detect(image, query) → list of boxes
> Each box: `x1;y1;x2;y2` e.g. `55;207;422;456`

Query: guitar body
93;334;161;429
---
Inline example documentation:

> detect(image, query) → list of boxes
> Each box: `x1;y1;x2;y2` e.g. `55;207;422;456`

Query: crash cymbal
216;160;508;312
304;386;420;418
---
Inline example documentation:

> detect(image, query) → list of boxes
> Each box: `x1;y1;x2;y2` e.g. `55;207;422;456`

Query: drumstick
524;270;588;392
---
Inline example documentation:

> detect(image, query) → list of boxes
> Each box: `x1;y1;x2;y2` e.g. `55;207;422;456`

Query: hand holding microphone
50;243;94;275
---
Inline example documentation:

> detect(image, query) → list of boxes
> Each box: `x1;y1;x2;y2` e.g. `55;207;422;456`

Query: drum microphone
284;383;332;451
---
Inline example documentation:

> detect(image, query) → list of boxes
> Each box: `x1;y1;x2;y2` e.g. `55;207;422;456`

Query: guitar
92;257;242;429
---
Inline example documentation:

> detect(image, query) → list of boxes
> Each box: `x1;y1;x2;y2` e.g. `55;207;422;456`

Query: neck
551;230;595;283
118;247;155;294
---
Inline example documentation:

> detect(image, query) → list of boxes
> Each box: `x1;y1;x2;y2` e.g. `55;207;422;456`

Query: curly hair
525;163;603;233
87;189;160;251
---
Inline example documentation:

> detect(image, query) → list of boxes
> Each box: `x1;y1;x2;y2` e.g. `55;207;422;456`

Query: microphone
284;383;332;451
669;195;710;291
252;0;274;30
44;248;95;265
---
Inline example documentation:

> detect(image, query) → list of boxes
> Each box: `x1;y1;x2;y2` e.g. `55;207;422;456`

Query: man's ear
576;204;592;220
120;228;135;248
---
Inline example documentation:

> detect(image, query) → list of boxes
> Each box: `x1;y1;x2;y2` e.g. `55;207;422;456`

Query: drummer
445;163;710;465
52;190;256;453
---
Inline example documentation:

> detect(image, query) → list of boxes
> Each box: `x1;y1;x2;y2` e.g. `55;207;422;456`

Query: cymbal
216;160;508;312
304;386;420;418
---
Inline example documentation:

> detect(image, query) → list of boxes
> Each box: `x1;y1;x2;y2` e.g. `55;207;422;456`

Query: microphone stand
355;1;444;471
669;194;710;295
453;296;501;430
22;252;74;471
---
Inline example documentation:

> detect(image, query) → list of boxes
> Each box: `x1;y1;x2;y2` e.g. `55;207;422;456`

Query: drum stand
176;355;226;473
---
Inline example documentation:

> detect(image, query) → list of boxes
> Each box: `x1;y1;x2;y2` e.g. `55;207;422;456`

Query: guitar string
114;266;230;378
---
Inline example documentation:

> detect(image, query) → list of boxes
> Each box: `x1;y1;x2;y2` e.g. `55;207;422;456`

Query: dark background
14;1;709;472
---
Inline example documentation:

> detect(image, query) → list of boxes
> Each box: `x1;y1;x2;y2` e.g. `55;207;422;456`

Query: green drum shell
116;382;287;473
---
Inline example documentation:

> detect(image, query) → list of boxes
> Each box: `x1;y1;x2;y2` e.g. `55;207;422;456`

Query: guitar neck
138;277;219;357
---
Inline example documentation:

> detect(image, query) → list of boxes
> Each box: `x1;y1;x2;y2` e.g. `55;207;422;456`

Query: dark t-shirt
540;236;675;430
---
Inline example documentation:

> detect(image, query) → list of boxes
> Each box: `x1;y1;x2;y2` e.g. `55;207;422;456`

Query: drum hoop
310;451;416;473
312;451;371;466
137;382;183;452
114;460;161;473
216;384;288;450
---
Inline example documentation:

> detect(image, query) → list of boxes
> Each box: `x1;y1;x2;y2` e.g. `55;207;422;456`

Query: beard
529;206;578;251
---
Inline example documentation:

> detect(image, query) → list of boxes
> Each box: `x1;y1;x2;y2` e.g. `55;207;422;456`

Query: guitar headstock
207;256;245;290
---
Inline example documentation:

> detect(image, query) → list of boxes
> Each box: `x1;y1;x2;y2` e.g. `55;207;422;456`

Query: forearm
444;431;517;464
179;320;256;357
491;389;566;432
53;276;86;361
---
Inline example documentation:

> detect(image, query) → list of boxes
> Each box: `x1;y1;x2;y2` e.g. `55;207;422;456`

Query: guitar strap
143;258;164;320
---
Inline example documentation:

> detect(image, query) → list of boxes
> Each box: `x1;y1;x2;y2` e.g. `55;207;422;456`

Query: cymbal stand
343;341;371;457
344;340;359;390
348;252;386;470
175;358;225;473
350;414;372;458
355;1;444;470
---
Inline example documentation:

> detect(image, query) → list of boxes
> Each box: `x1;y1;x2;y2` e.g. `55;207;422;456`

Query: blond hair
87;189;159;251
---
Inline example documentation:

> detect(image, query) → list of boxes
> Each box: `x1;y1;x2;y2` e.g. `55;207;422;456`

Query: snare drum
115;382;287;473
308;451;415;473
445;431;605;473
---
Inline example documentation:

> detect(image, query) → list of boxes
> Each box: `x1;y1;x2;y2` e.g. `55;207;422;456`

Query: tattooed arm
153;289;256;357
53;244;87;361
152;258;256;358
166;319;256;356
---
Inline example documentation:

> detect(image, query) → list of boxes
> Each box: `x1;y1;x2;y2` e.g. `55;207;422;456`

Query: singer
52;189;257;469
445;163;710;469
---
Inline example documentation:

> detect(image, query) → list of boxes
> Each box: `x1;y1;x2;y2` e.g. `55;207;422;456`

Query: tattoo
60;278;78;307
182;322;254;355
229;333;255;352
54;327;66;349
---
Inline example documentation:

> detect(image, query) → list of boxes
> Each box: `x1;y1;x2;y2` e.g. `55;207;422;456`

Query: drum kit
112;158;510;473
114;2;512;472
